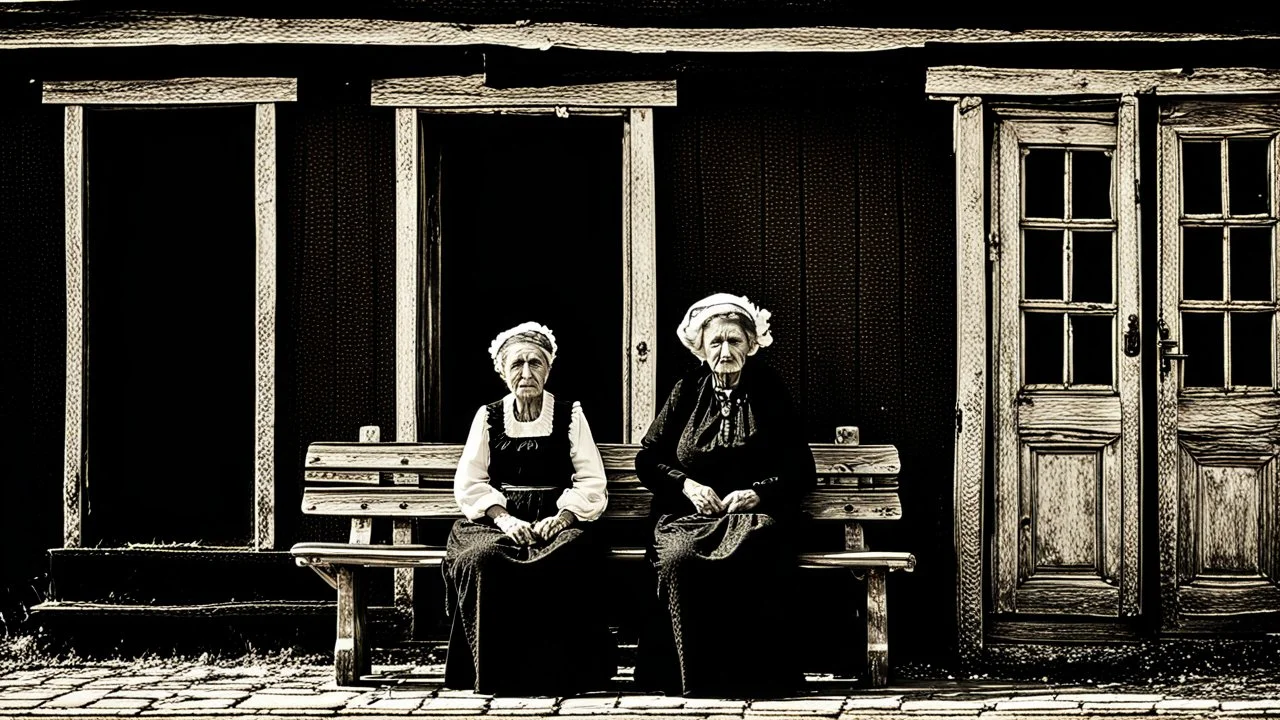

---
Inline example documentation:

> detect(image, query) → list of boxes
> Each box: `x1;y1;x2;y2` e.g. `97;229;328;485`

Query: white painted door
991;104;1142;622
1156;100;1280;632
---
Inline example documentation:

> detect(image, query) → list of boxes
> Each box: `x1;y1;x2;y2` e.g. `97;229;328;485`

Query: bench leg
335;566;369;686
865;567;888;687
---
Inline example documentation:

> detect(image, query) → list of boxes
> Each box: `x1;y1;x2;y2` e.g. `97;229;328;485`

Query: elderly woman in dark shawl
441;322;616;696
634;293;816;698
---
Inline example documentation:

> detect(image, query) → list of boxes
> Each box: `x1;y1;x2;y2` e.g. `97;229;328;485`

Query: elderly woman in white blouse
441;322;616;697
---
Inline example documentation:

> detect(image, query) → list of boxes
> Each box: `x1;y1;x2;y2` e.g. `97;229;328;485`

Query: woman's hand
682;478;725;516
493;513;536;545
722;489;761;514
532;510;575;542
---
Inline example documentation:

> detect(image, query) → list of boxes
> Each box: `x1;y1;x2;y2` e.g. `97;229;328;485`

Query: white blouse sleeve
454;407;507;521
557;402;609;522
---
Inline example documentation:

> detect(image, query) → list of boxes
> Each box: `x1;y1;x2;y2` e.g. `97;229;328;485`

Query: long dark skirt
634;513;803;698
441;513;617;696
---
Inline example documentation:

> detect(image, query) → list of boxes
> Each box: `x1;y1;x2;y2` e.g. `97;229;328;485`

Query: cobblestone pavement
1;664;1279;718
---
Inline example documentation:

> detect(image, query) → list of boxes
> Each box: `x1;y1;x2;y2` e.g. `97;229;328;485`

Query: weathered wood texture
928;67;1280;97
42;78;298;105
302;485;903;521
334;567;368;685
625;108;658;442
952;96;985;659
394;107;418;444
1158;100;1280;631
372;76;676;108
2;15;1276;51
866;568;888;687
62;105;83;549
305;441;899;479
254;103;277;550
1115;96;1142;617
1156;113;1182;632
293;544;915;571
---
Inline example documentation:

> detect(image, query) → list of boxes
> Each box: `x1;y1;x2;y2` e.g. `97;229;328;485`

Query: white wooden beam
928;66;1280;97
43;78;298;104
951;95;986;661
4;15;1278;52
1115;95;1142;618
62;104;84;549
372;76;676;108
395;108;419;445
624;108;657;442
253;103;277;550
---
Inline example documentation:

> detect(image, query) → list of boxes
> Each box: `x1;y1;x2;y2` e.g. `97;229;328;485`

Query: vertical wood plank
254;103;277;550
856;105;902;443
621;116;633;441
993;120;1021;614
334;566;368;686
844;521;866;552
1156;117;1181;631
1116;95;1143;616
761;109;806;410
952;97;987;660
804;110;859;440
62;104;84;549
865;567;889;687
627;108;657;442
395;107;419;444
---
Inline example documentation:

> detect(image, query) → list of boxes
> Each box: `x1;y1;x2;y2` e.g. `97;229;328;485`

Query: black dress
441;398;617;696
633;364;816;698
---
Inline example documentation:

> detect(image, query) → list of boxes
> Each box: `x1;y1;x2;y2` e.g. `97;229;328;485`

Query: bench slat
301;487;902;521
292;542;914;572
305;442;900;484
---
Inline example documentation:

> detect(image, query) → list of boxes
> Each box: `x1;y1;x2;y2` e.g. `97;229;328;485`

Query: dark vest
485;397;576;493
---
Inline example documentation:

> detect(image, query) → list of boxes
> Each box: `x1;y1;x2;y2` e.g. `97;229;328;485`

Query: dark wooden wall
276;97;399;547
0;98;65;633
655;97;958;658
0;60;960;661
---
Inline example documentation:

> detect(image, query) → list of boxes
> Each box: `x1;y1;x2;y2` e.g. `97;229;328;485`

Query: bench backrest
302;442;902;523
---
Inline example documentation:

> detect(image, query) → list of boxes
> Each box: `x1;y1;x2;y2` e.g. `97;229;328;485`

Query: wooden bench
290;427;915;688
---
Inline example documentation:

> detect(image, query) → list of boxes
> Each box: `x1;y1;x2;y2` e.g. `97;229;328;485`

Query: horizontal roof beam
927;66;1280;96
3;14;1280;52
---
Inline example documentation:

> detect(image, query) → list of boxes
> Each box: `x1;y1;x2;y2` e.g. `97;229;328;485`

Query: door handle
1157;318;1189;375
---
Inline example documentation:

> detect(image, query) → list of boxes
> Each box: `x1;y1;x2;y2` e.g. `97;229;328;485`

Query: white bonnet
488;322;558;374
676;293;773;360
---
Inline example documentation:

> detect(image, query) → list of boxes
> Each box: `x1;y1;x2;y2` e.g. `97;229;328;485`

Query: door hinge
987;229;1001;262
955;406;963;435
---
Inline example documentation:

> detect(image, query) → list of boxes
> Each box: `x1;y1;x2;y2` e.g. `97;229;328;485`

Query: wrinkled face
501;341;551;400
702;315;756;376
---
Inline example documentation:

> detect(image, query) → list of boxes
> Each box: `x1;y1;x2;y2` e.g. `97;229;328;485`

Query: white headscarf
676;293;773;361
488;321;558;375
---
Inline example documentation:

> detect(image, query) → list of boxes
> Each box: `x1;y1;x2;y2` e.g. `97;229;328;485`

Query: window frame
46;77;298;550
1159;107;1280;393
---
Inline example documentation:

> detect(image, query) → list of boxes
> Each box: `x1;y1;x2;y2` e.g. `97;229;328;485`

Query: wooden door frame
46;77;298;551
376;75;676;447
929;66;1280;658
378;74;675;620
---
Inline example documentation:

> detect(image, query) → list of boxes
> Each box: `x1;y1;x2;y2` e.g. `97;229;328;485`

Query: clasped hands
493;510;573;546
682;478;759;516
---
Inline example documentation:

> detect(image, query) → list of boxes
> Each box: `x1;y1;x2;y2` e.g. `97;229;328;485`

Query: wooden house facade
2;3;1280;669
